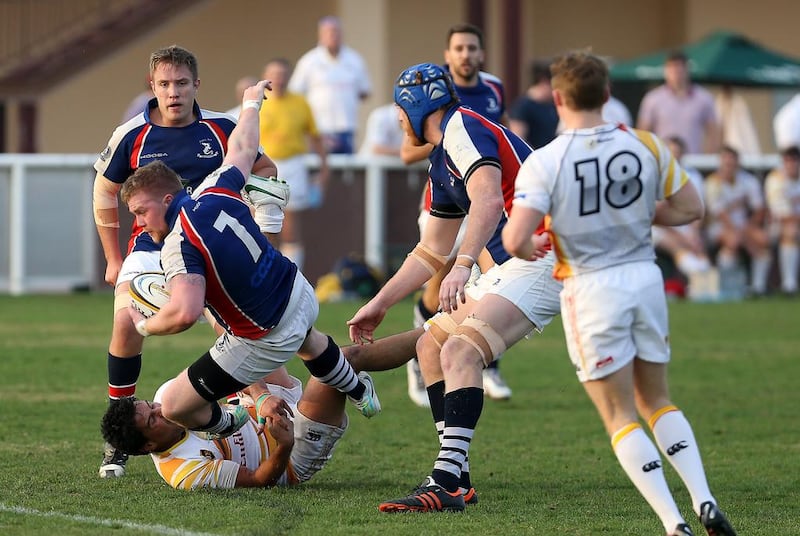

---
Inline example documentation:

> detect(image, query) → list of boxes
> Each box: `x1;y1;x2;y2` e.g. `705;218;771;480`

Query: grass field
0;293;797;535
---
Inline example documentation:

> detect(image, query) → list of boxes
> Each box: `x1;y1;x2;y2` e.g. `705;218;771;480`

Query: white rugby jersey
150;381;300;490
513;124;689;280
764;169;800;220
704;168;765;229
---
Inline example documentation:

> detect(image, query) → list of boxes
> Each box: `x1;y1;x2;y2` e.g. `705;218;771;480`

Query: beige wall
7;0;800;154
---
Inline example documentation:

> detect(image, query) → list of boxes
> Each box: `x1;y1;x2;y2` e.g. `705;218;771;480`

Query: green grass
0;293;797;535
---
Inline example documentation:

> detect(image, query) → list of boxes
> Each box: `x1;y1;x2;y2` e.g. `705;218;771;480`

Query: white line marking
0;502;222;536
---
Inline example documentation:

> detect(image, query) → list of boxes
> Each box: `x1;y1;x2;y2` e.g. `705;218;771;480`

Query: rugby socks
431;387;483;493
750;254;772;294
427;380;474;492
779;243;799;293
107;353;141;399
649;405;716;515
194;402;231;435
612;423;685;533
304;335;364;399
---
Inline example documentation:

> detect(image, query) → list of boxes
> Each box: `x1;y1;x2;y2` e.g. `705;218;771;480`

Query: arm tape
408;243;447;277
93;177;120;227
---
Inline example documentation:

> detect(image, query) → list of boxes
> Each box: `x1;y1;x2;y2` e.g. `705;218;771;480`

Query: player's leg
298;328;380;418
343;327;423;372
777;220;799;293
744;224;772;295
290;376;349;484
100;251;160;478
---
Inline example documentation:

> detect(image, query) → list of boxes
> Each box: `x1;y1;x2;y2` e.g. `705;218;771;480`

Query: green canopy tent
610;30;800;88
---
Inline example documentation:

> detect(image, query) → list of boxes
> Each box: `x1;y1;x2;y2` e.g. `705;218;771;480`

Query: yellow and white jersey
704;168;764;229
513;124;689;280
764;168;800;220
151;380;302;490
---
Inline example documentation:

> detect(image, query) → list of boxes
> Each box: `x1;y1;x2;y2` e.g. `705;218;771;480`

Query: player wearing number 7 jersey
503;51;736;536
118;79;380;443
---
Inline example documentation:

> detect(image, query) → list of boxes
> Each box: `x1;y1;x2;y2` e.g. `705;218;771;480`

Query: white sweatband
242;99;261;111
135;319;151;337
254;204;285;234
93;177;120;227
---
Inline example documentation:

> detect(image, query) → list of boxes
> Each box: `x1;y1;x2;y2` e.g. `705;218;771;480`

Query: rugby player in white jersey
502;50;736;536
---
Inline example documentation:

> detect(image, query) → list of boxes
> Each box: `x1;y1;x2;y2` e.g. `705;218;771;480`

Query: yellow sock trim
647;405;679;430
611;422;641;450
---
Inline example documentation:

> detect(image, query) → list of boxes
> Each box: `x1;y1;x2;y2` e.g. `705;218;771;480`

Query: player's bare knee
298;328;329;359
450;316;508;368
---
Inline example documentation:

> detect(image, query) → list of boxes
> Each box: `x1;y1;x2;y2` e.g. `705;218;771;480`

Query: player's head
394;63;460;143
120;161;183;243
102;397;185;455
718;145;740;180
550;51;609;112
149;45;200;127
445;23;485;85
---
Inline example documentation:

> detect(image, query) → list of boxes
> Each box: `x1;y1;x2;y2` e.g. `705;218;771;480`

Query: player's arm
234;427;293;488
503;205;546;260
400;133;433;164
251;153;278;179
223;80;272;180
653;179;705;227
93;172;124;286
347;215;461;343
134;273;206;336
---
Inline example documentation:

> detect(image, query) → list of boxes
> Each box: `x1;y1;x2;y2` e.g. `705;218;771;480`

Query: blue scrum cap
394;63;459;143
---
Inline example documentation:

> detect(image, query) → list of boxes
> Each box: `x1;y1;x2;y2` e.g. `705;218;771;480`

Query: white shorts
560;261;670;383
466;253;562;331
209;271;319;385
290;407;348;483
274;155;312;211
116;250;161;286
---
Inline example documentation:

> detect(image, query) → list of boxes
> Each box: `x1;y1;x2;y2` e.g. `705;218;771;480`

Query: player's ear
163;193;173;206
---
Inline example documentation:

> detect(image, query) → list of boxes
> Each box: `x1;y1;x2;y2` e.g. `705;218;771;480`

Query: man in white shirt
289;16;371;154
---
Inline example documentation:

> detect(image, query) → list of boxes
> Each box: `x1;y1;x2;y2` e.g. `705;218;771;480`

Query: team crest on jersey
200;449;215;460
197;139;219;159
99;146;111;161
485;97;500;114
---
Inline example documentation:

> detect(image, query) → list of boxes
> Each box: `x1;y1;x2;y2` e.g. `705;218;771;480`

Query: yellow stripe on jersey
647;404;679;430
549;232;574;280
630;128;688;197
611;422;642;449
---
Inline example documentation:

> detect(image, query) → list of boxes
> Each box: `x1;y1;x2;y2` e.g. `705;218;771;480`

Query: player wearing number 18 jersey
503;50;736;536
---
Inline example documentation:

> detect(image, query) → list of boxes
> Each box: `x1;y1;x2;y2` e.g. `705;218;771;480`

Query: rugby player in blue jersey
93;45;280;478
117;78;380;447
348;63;561;512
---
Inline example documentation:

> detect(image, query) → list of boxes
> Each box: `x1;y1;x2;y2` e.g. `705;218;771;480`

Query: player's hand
255;394;293;435
242;80;272;107
265;413;294;446
105;260;122;287
347;302;386;344
527;233;550;261
439;265;471;313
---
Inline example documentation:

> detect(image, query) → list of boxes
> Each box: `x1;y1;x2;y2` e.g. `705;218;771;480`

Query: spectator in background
773;92;800;151
121;74;154;123
509;60;559;149
764;146;800;294
715;85;761;155
653;137;713;287
358;103;404;156
289;16;371;154
602;93;632;126
226;76;258;119
704;145;772;295
637;50;720;154
259;58;329;271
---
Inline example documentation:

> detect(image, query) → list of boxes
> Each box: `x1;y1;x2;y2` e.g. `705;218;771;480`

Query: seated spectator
764;146;800;294
704;145;772;295
358;103;404;156
652;137;713;280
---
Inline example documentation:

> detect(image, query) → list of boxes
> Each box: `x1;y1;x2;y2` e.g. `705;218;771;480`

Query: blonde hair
120;161;182;204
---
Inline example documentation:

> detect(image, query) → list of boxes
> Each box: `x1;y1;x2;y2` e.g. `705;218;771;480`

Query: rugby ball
129;272;170;318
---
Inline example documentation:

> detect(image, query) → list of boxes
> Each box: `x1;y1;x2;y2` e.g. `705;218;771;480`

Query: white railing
0;152;781;295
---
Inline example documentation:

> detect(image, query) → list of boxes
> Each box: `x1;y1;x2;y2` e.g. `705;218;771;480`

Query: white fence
0;152;782;295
